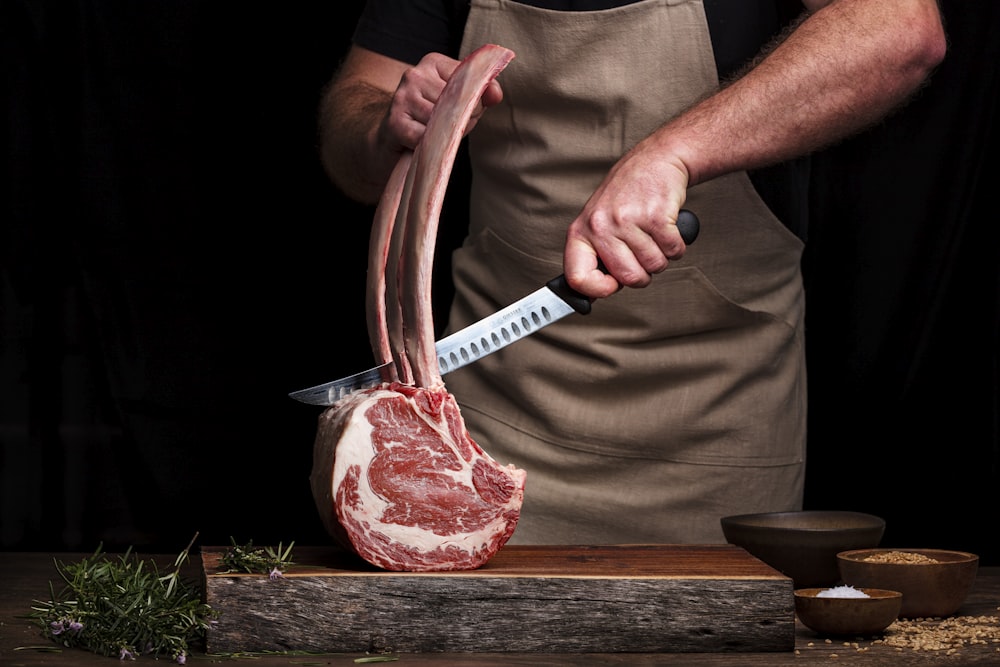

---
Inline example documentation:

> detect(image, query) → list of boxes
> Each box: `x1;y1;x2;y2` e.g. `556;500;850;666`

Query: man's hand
320;47;502;204
377;52;503;156
563;136;694;299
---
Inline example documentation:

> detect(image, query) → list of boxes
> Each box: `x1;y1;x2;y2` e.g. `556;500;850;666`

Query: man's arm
676;0;945;187
319;46;502;204
318;47;420;204
564;0;947;298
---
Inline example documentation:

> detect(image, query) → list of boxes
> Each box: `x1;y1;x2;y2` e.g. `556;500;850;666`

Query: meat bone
373;44;516;389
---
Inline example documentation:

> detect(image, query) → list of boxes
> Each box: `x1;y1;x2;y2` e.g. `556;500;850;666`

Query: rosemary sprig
28;535;217;664
220;537;295;578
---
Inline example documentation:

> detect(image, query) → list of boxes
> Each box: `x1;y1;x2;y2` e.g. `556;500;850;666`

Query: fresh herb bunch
220;538;295;578
29;536;217;664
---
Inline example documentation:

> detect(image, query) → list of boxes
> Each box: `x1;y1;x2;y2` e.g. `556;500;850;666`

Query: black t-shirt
350;0;810;239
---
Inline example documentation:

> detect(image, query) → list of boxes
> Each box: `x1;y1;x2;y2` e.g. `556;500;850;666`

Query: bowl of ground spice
794;586;903;636
837;548;979;618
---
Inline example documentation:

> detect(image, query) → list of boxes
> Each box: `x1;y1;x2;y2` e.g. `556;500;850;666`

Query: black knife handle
676;208;700;245
545;209;700;315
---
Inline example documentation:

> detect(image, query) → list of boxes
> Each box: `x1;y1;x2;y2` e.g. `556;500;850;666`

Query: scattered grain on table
799;615;1000;658
872;615;1000;653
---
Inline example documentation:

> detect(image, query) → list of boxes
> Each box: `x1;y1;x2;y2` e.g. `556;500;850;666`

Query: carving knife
289;209;699;406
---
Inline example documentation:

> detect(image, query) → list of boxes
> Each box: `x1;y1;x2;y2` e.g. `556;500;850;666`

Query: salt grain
817;585;871;598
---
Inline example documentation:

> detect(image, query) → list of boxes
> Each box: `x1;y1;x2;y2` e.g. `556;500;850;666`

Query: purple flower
176;651;187;665
68;621;84;633
119;646;135;661
268;567;283;580
50;620;65;635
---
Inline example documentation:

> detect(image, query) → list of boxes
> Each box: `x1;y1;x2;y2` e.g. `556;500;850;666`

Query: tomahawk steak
310;44;525;572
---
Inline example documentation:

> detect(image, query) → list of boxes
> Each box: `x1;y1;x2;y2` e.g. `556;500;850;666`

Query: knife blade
289;209;699;406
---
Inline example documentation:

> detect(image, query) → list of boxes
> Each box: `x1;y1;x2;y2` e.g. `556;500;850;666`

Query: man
318;0;945;544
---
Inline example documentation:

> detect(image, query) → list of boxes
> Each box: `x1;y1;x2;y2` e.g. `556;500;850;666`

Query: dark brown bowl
837;548;979;618
720;511;885;588
794;587;902;636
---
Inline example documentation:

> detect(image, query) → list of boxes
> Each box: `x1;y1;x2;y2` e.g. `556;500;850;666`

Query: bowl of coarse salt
837;548;979;618
794;585;902;637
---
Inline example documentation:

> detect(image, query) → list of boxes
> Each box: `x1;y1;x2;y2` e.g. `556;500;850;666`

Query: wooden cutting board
202;544;794;654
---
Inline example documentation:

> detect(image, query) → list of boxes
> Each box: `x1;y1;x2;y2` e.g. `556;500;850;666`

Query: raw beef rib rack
310;45;526;572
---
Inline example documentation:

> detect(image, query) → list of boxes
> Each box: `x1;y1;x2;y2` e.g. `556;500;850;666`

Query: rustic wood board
202;544;794;654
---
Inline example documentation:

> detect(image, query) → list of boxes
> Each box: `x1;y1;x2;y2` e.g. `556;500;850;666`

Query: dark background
2;1;997;564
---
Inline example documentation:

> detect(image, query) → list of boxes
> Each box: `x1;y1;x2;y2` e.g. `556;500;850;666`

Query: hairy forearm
319;79;396;204
657;0;946;186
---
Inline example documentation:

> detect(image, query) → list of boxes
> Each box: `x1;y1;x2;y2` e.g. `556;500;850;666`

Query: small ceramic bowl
794;587;902;636
837;548;979;618
720;511;886;588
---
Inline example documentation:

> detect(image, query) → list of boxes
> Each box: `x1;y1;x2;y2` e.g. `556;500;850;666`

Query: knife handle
545;209;700;315
675;208;700;245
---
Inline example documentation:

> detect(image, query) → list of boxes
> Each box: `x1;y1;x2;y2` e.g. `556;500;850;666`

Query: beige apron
448;0;807;544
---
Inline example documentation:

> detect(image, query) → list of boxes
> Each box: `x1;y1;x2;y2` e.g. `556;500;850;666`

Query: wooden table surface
2;551;998;666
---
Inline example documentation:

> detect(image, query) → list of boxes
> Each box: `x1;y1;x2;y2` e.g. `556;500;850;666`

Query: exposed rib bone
399;44;515;388
366;151;413;381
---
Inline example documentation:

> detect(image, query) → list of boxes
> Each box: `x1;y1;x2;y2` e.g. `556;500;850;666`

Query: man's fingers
564;238;624;299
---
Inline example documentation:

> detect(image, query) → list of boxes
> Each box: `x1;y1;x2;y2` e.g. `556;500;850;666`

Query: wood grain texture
202;545;794;654
8;554;1000;665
